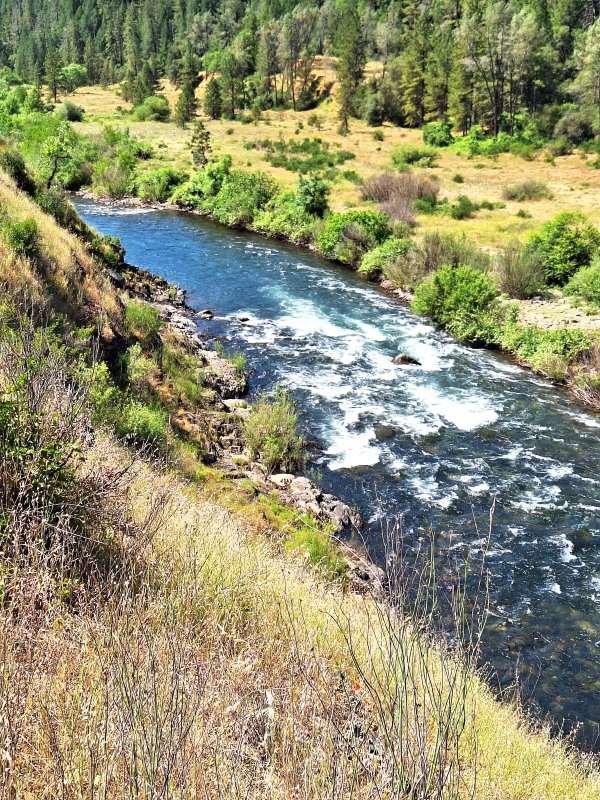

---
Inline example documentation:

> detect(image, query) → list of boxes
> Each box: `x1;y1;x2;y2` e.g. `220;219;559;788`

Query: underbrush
245;136;355;179
317;209;392;266
244;387;305;473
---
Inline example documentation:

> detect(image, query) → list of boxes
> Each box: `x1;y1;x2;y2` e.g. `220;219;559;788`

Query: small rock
238;315;250;322
392;352;421;366
198;309;214;320
289;476;315;495
222;398;249;411
270;473;295;489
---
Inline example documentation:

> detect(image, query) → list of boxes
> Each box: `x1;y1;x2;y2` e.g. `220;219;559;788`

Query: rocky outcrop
266;473;361;533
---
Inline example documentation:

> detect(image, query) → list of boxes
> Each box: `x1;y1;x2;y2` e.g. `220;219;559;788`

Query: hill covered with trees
3;0;600;142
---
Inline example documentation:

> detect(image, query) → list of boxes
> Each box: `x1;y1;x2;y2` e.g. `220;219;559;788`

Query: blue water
76;199;600;747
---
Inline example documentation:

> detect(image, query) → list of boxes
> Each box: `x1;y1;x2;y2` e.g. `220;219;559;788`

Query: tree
571;19;600;125
335;0;366;133
203;78;222;119
190;121;212;167
175;78;197;127
42;122;78;188
219;50;242;118
60;63;88;94
44;48;64;103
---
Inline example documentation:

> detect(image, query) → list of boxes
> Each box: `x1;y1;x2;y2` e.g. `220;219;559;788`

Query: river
75;198;600;748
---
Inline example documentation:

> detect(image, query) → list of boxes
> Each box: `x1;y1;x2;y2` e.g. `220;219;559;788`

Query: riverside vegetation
1;143;600;800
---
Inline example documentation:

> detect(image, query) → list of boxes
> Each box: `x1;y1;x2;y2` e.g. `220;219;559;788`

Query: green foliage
170;156;232;209
317;210;392;266
0;147;35;193
244;387;304;473
359;237;413;280
203;78;222;119
412;264;500;343
124;301;162;344
500;313;591;380
190;121;211;168
116;401;168;446
55;101;84;122
423;121;453;147
527;212;600;285
296;175;329;217
253;191;317;244
565;259;600;307
392;144;438;170
495;244;546;299
503;181;552;201
1;216;38;257
211;169;277;226
449;195;478;220
285;523;346;578
60;62;88;93
136;167;187;203
247;137;355;179
133;95;171;122
124;343;156;393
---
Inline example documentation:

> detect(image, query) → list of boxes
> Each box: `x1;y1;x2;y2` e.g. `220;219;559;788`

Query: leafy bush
253;191;317;244
503;181;552;201
116;400;168;445
392;144;438;170
56;101;84;122
1;217;38;257
317;210;392;266
452;174;464;183
35;187;79;228
553;111;593;146
170;156;232;209
423;121;453;147
495;244;545;299
0;147;35;194
449;195;478;220
359;237;413;280
136;167;187;203
527;212;600;285
565;259;600;307
296;175;329;217
133;95;171;122
412;264;500;343
248;136;354;178
211;169;277;226
244;387;304;473
414;232;490;276
125;301;162;344
124;343;157;394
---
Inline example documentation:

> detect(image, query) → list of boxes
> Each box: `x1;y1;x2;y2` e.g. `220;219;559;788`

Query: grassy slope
1;171;600;797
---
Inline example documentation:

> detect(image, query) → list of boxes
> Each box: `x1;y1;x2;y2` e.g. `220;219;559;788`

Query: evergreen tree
335;0;366;133
175;78;197;127
44;48;63;103
190;120;212;167
204;78;223;119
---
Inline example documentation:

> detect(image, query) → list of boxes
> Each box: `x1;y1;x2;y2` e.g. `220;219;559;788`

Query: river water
75;199;600;747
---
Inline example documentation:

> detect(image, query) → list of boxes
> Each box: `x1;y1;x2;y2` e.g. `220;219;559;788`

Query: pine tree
190;121;212;167
44;47;64;103
203;78;223;119
335;0;366;134
175;78;197;127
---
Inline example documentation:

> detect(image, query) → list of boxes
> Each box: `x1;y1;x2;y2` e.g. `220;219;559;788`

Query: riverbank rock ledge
269;473;361;532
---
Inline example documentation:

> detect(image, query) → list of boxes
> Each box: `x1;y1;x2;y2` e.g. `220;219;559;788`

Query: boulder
392;352;421;366
198;308;214;320
269;473;295;489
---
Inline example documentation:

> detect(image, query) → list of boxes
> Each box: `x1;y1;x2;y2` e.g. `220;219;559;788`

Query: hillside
1;166;600;798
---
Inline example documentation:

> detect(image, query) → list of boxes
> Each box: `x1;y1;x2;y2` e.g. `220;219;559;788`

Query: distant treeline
2;0;600;138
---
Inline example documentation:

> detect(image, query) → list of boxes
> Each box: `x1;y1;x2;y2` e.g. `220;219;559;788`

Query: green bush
124;343;157;394
503;180;552;201
35;187;79;228
0;147;35;193
527;212;600;285
253;191;317;245
125;301;162;343
170;156;232;209
500;313;591;380
2;217;38;257
392;144;438;170
211;169;277;226
359;237;413;280
116;400;168;445
317;210;392;266
296;175;329;217
56;101;84;122
285;524;346;578
412;264;500;344
449;195;478;220
133;95;171;122
244;387;304;473
495;244;545;299
136;167;187;202
565;259;600;307
415;232;490;276
423;121;453;147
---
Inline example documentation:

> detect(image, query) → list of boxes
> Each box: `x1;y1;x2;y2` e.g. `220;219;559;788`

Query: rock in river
392;352;421;366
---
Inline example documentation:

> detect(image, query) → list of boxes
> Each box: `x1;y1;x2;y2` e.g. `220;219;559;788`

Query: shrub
414;232;490;276
124;343;157;394
317;210;392;266
211;169;277;226
412;264;500;344
170;156;232;209
136;167;187;203
373;129;384;142
503;180;552;201
392;144;438;170
423;121;453;147
35;187;79;228
133;95;171;122
125;301;162;344
0;147;35;193
93;155;136;198
452;174;464;183
361;172;439;224
527;212;600;285
565;259;600;307
116;400;168;445
297;175;329;217
449;195;478;220
253;191;317;245
1;217;38;258
553;111;593;146
547;137;571;157
56;101;84;121
495;244;545;299
359;237;413;280
244;387;304;473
